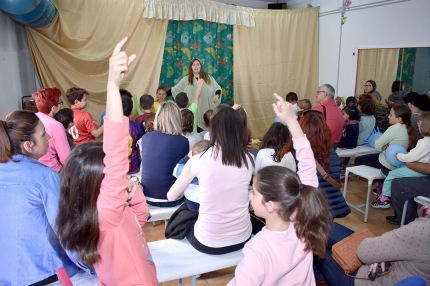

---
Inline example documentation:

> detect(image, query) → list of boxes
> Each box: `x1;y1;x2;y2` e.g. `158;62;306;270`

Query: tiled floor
143;175;399;286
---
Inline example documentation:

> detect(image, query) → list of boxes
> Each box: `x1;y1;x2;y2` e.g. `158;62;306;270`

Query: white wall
0;11;36;119
288;0;430;97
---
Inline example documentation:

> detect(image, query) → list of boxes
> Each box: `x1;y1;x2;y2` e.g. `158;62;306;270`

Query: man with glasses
313;84;344;144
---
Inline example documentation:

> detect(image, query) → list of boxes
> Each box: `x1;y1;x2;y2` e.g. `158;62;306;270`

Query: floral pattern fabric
159;20;234;105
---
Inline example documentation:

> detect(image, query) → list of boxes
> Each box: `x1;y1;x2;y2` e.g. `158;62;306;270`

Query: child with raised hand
228;93;331;286
56;37;158;285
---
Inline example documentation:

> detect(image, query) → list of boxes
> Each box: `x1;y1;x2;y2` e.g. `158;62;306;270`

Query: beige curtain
234;8;319;140
355;48;399;102
26;0;168;124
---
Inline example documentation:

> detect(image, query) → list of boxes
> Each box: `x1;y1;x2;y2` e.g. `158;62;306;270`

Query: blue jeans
146;196;185;207
313;222;356;286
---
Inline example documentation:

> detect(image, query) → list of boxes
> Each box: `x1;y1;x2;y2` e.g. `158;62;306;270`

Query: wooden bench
148;238;243;286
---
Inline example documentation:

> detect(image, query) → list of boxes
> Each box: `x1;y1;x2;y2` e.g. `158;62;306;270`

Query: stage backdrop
159;20;234;105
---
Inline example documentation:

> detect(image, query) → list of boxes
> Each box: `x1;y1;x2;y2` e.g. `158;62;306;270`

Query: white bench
401;196;430;226
148;238;243;286
343;165;384;222
336;144;379;158
147;204;181;227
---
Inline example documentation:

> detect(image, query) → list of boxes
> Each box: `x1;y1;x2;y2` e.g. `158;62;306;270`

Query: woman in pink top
32;87;71;172
228;94;332;286
56;38;158;285
167;103;254;254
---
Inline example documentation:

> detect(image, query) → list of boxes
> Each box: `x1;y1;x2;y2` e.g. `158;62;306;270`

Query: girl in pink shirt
228;94;332;286
56;38;158;285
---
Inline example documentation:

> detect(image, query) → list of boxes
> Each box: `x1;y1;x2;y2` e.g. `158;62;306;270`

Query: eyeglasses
57;100;63;106
316;91;326;94
364;85;373;87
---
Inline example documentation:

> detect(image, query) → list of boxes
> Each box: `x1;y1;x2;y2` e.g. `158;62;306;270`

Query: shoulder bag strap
315;161;342;189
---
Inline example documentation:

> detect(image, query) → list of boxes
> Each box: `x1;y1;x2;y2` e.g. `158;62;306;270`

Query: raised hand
108;37;136;88
272;93;295;124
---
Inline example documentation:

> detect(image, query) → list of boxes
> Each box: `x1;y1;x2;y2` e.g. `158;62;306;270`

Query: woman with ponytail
0;111;84;285
227;94;331;286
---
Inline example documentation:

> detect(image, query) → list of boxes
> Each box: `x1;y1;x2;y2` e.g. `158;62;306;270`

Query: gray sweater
355;218;430;286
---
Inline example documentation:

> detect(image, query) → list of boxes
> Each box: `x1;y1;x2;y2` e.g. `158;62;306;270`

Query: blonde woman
140;101;189;207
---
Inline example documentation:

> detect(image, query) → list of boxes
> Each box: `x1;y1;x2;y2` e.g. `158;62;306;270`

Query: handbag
315;161;342;189
332;228;374;275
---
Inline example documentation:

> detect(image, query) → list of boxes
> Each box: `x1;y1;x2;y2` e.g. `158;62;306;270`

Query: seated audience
345;96;358;107
67;87;103;144
335;96;345;109
173;139;211;211
0;110;84;285
56;38;158;285
176;78;204;132
404;92;430;139
141;101;189;207
357;98;377;145
357;80;382;102
254;122;296;174
32;87;71;172
54;108;76;150
100;89;133;125
388;80;406;105
167;106;254;254
227;94;331;285
122;95;144;174
314;218;430;286
135;94;155;129
360;93;391;132
314;84;344;144
144;113;155;133
281;109;350;218
338;105;361;150
181;109;202;151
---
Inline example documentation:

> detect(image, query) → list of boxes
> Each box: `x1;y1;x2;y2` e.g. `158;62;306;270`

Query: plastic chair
343;165;384;222
400;196;430;226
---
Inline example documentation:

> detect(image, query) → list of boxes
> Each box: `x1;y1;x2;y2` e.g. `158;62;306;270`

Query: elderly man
313;84;344;144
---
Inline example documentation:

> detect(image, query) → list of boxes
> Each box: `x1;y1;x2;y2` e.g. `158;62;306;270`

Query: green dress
171;76;221;128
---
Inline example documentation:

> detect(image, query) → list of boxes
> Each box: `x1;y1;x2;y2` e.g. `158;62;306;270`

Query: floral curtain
143;0;255;27
397;48;416;92
159;20;234;105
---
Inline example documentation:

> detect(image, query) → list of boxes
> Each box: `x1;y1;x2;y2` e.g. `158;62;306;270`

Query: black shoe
386;215;399;226
380;168;390;178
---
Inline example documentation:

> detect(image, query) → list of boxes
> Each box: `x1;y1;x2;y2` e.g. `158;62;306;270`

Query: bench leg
343;170;349;198
152;221;156;227
191;275;197;286
177;278;182;286
364;181;372;223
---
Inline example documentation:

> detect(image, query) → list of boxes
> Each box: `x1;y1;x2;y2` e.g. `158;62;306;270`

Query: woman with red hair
32;87;71;171
280;110;350;218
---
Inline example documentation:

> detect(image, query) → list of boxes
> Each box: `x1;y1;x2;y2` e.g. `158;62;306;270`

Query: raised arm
272;93;318;187
193;77;204;105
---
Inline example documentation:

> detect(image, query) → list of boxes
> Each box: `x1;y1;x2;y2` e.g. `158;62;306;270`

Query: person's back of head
358;98;377;116
181;109;194;135
0;110;41;163
254;166;331;258
335;97;344;108
32;87;62;114
418;112;430;137
237;107;248;128
343;105;361;121
139;94;154;111
23;100;39;113
121;95;133;117
66;87;88;106
192;139;210;156
391;80;404;93
56;141;104;266
416;94;430;112
208;107;252;169
175;92;189;108
120;88;132;98
203;109;213;128
297;99;312;111
286;92;298;104
54;108;74;129
261;122;291;162
154;101;182;135
345;96;358;107
144;113;155;132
